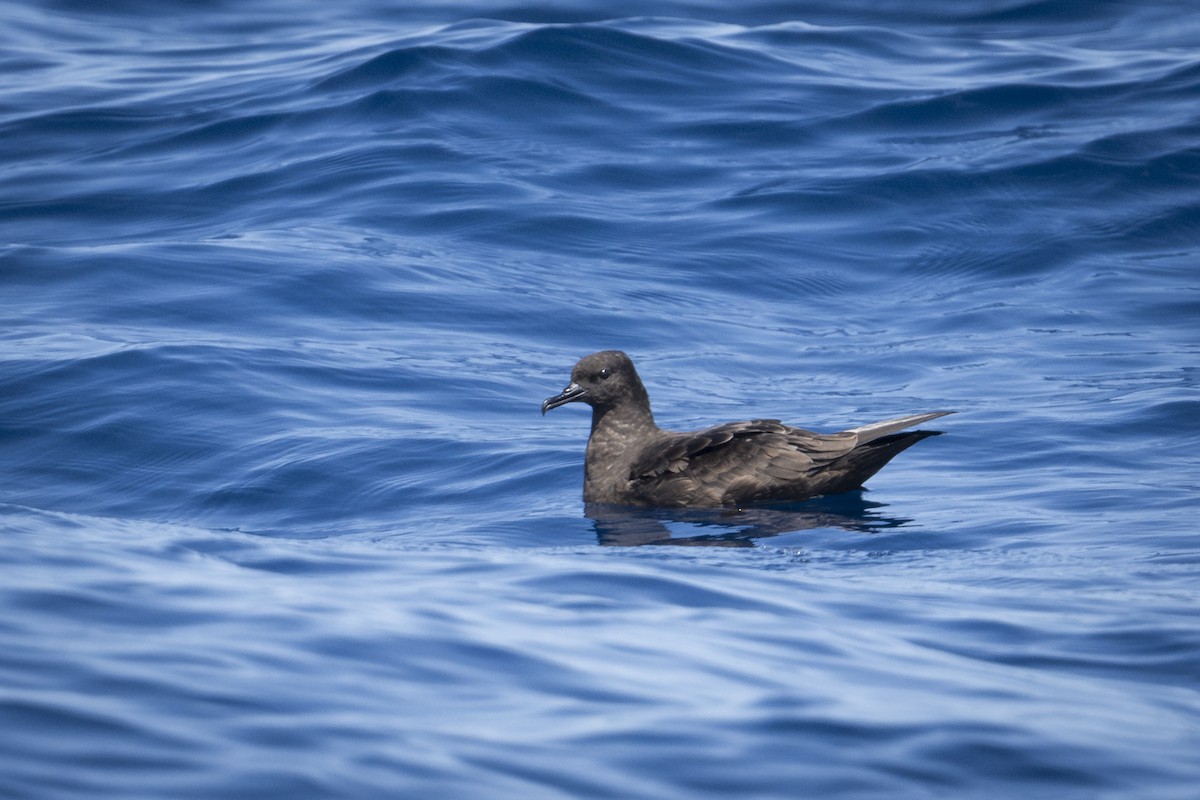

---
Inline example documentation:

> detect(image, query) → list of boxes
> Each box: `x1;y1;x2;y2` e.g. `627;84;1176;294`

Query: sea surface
2;1;1198;797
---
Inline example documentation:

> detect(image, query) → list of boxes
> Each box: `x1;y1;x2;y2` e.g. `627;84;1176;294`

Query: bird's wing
845;411;954;444
629;419;858;484
624;412;951;507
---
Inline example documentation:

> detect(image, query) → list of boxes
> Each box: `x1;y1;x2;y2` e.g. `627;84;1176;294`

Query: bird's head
541;350;645;415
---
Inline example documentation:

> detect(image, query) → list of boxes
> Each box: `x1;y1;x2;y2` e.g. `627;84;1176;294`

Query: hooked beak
541;382;588;415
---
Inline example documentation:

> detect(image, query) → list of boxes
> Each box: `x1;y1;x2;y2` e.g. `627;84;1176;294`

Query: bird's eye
598;367;612;380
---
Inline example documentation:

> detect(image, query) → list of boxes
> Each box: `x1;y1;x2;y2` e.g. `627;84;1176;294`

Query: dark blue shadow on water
586;491;911;547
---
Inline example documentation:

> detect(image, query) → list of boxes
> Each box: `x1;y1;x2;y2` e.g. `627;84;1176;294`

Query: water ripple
3;2;1199;798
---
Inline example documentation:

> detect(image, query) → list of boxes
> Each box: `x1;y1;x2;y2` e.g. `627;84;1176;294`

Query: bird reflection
586;492;910;547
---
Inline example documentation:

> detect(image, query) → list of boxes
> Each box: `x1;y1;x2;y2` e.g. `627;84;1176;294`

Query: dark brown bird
542;350;951;508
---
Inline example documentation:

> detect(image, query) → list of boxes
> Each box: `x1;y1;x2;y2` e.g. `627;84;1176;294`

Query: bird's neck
583;399;658;503
589;398;656;444
594;374;654;433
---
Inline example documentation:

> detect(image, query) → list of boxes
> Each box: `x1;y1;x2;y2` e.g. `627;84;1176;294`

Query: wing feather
621;411;950;507
630;420;859;490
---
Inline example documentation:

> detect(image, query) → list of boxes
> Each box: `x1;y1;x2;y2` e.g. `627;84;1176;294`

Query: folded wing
628;412;952;507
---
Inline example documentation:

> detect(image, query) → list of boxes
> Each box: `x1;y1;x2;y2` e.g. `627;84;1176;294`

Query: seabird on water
542;350;951;508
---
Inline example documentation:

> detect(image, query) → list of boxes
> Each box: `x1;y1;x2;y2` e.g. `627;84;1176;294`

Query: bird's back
611;416;945;508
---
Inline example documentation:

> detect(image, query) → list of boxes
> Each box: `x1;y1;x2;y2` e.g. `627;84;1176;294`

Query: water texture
2;1;1198;797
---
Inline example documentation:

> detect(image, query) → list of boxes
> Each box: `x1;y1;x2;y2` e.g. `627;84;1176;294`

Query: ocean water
2;0;1198;797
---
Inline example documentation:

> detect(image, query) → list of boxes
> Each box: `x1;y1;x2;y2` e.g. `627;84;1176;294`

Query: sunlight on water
1;1;1198;797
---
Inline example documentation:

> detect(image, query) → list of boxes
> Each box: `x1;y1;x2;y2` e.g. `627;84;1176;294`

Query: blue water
2;1;1198;797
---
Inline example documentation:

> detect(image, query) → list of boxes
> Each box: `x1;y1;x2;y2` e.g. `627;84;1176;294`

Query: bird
542;350;951;508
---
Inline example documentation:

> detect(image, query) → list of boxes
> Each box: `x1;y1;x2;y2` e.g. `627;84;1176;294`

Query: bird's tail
814;424;947;497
